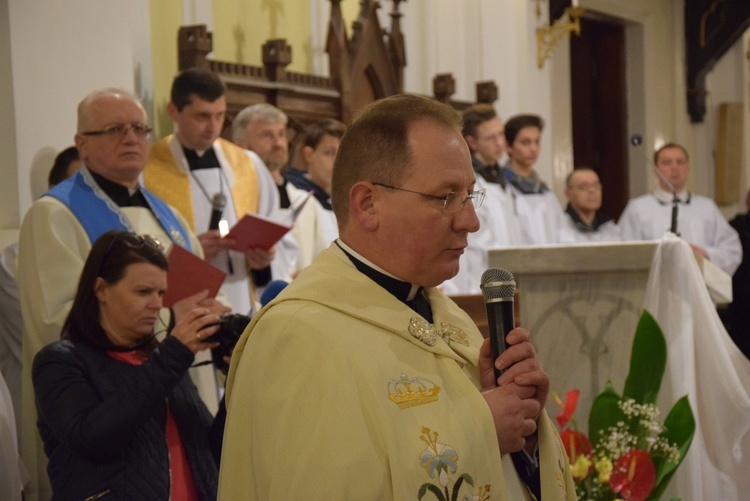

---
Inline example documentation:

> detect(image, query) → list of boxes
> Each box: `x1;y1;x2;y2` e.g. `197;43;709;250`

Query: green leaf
623;310;666;405
451;473;474;501
588;382;623;448
418;483;445;501
651;395;696;500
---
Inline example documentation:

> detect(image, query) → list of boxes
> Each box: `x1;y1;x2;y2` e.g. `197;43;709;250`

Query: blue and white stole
45;168;192;251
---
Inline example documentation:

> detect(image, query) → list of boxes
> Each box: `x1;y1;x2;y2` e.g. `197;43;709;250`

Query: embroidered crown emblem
387;374;441;409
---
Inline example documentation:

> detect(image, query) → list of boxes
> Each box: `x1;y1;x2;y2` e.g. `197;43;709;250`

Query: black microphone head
630;134;643;146
480;268;515;302
211;192;227;210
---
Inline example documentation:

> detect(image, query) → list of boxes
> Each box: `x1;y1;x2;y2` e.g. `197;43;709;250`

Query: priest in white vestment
17;89;230;501
144;68;284;316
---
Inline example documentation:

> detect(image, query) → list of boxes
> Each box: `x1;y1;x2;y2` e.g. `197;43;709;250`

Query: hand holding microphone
203;193;239;272
479;268;549;413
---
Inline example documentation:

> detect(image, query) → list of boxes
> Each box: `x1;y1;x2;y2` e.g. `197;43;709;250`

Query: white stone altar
487;241;658;430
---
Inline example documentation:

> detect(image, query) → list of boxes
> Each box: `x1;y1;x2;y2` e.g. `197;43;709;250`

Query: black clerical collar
88;170;149;208
335;240;422;303
565;203;612;232
277;177;292;209
472;155;506;188
652;189;691;205
309;182;332;210
504;167;549;194
182;146;220;170
286;171;332;210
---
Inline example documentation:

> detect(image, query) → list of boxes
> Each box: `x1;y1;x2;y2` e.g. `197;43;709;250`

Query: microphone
480;268;516;382
260;280;289;306
208;192;234;273
629;134;679;235
209;193;227;231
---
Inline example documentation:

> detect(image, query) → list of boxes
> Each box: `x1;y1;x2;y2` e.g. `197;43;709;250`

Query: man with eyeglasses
443;104;526;295
144;68;283;315
219;94;576;500
619;142;741;276
559;167;621;242
17;88;230;501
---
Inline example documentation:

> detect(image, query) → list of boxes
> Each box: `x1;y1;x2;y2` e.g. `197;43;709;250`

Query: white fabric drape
0;371;24;501
644;234;750;500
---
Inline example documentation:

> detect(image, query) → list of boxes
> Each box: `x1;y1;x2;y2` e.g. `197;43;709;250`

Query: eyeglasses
81;123;153;138
372;182;485;213
117;233;163;251
100;233;164;270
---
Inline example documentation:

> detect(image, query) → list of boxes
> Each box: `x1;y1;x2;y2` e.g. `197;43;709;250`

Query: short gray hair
231;103;288;142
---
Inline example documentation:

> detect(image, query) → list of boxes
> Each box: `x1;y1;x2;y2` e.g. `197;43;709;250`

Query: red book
162;244;227;307
224;192;313;251
224;213;292;252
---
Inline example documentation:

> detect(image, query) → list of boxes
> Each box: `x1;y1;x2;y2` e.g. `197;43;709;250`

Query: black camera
204;313;251;374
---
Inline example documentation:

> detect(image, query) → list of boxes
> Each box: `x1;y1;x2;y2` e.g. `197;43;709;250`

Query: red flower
560;429;593;463
609;450;656;501
555;389;580;430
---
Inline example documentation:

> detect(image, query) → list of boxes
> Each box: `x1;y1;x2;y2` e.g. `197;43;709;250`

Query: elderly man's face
656;146;689;192
566;170;602;213
238;119;289;171
75;94;149;187
375;120;480;287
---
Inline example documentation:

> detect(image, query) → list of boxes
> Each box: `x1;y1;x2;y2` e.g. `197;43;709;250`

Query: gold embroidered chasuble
219;244;576;500
144;135;260;231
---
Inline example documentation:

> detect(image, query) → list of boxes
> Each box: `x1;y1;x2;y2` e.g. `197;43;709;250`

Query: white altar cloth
645;234;750;500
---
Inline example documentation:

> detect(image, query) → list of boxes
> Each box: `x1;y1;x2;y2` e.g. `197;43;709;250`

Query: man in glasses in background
17;88;230;501
559;167;621;243
219;94;575;500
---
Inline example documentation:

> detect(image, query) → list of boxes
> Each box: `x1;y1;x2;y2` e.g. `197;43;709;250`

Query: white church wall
4;0;152;225
0;0;19;245
395;0;557;200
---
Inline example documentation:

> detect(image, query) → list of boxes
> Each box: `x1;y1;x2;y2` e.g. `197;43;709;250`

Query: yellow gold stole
144;136;260;231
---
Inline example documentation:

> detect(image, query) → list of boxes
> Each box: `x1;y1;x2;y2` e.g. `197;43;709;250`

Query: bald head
565;168;602;223
77;88;146;133
74;89;150;188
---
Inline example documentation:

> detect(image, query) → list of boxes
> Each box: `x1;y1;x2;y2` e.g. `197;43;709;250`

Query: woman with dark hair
32;230;222;500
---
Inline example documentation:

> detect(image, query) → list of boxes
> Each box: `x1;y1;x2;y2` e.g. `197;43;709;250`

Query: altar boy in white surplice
619;142;741;276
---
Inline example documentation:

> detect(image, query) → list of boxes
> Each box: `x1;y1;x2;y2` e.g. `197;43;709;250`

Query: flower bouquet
553;310;695;500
